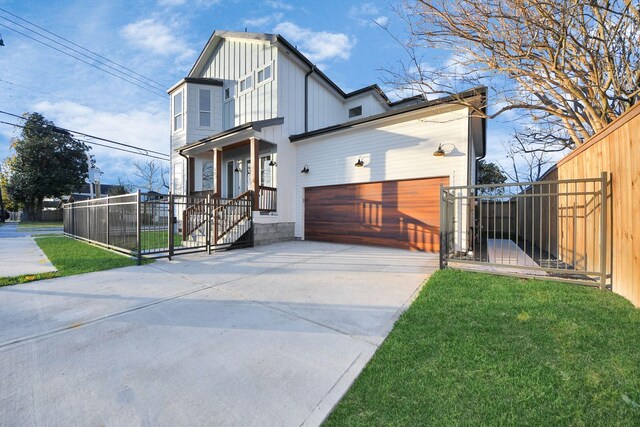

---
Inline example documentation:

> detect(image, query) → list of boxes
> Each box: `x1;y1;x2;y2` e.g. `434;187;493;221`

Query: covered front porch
177;119;281;213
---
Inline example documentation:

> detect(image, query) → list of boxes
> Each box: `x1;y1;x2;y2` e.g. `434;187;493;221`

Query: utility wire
0;14;166;93
0;120;169;161
0;7;168;91
0;23;167;99
0;110;170;159
0;78;104;110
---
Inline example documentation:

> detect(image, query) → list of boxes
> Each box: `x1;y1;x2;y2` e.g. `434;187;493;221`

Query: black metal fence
63;191;254;263
440;174;608;288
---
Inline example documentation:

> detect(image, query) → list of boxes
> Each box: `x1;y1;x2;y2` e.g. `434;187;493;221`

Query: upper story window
224;85;235;101
349;105;362;118
257;64;272;84
173;90;183;132
199;89;211;127
239;74;253;93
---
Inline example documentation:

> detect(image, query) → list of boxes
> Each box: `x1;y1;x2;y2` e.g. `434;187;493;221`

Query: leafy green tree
477;160;507;195
7;113;90;220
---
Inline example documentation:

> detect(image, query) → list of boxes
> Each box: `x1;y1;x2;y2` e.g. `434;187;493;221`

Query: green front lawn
17;221;63;229
0;236;149;287
326;270;640;426
140;230;182;250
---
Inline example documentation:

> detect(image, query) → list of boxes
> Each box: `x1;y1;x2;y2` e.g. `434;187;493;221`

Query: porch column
250;137;259;210
213;148;222;195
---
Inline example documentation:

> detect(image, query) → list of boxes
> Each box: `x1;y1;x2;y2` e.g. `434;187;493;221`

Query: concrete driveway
0;241;437;426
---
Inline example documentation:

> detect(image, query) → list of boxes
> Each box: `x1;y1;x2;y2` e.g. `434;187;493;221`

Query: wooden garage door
304;177;448;252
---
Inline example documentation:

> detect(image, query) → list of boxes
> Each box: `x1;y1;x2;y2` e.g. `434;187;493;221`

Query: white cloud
373;16;389;27
120;19;196;61
33;100;169;181
348;3;388;27
273;22;355;63
243;13;283;28
265;0;294;10
157;0;220;7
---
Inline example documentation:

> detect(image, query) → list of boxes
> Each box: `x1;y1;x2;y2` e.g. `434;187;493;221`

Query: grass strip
0;236;150;287
326;269;640;426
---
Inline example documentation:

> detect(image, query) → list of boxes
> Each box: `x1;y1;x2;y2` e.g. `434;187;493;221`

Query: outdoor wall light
269;159;277;167
300;164;309;174
234;164;240;172
433;144;446;157
354;158;364;168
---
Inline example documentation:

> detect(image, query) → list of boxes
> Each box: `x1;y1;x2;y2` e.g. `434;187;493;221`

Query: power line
0;78;104;110
0;14;166;93
0;120;169;161
0;23;167;99
0;7;168;91
0;111;170;159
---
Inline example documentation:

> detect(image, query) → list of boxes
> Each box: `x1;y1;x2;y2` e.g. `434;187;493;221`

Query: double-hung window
173;91;183;132
199;89;211;127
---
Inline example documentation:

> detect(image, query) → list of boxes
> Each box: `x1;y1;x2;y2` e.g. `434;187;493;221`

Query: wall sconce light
433;144;446;157
354;158;364;168
234;164;240;172
300;164;309;174
269;159;277;167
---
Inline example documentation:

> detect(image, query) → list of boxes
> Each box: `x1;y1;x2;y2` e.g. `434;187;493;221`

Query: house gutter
304;65;316;133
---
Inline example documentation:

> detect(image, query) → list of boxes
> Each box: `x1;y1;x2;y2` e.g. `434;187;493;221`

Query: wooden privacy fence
543;102;640;307
441;175;608;288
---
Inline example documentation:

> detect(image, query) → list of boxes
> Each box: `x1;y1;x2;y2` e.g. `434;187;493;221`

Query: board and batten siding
199;38;278;130
554;103;640;307
295;105;472;239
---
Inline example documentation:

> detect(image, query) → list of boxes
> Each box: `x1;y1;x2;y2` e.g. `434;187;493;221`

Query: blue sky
0;0;512;186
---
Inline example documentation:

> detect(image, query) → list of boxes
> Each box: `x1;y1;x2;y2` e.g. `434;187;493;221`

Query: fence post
136;189;141;266
106;195;110;247
205;193;211;255
249;191;255;247
168;192;174;261
599;172;608;290
439;184;445;270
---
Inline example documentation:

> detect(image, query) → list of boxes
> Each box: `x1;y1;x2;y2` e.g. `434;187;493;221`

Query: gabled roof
187;30;396;106
290;87;488;158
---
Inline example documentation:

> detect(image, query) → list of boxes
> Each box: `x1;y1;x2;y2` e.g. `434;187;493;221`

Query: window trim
348;105;363;119
256;63;273;86
223;84;235;102
198;88;212;128
172;90;184;133
238;72;254;94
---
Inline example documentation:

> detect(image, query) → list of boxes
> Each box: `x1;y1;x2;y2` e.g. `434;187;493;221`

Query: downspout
178;150;189;195
304;65;316;133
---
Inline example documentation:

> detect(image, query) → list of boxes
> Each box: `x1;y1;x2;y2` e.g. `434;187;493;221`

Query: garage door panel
304;177;448;252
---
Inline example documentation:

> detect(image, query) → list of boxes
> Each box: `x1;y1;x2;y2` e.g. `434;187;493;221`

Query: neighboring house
170;30;486;251
69;183;119;202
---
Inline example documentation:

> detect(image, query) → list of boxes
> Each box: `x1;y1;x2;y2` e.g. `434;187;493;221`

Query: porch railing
258;185;277;212
63;190;254;264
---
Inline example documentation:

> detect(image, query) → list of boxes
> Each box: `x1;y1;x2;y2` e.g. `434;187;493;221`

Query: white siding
345;93;388;121
295;105;472;240
307;76;344;131
199;38;277;129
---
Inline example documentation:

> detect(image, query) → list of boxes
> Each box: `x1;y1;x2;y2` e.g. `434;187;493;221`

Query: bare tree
384;0;640;149
133;159;169;192
501;137;555;192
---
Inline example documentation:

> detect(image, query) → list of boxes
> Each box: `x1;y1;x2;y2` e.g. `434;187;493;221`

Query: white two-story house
169;30;486;252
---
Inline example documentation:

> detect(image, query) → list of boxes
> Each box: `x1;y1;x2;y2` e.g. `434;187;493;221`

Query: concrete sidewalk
0;241;437;426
